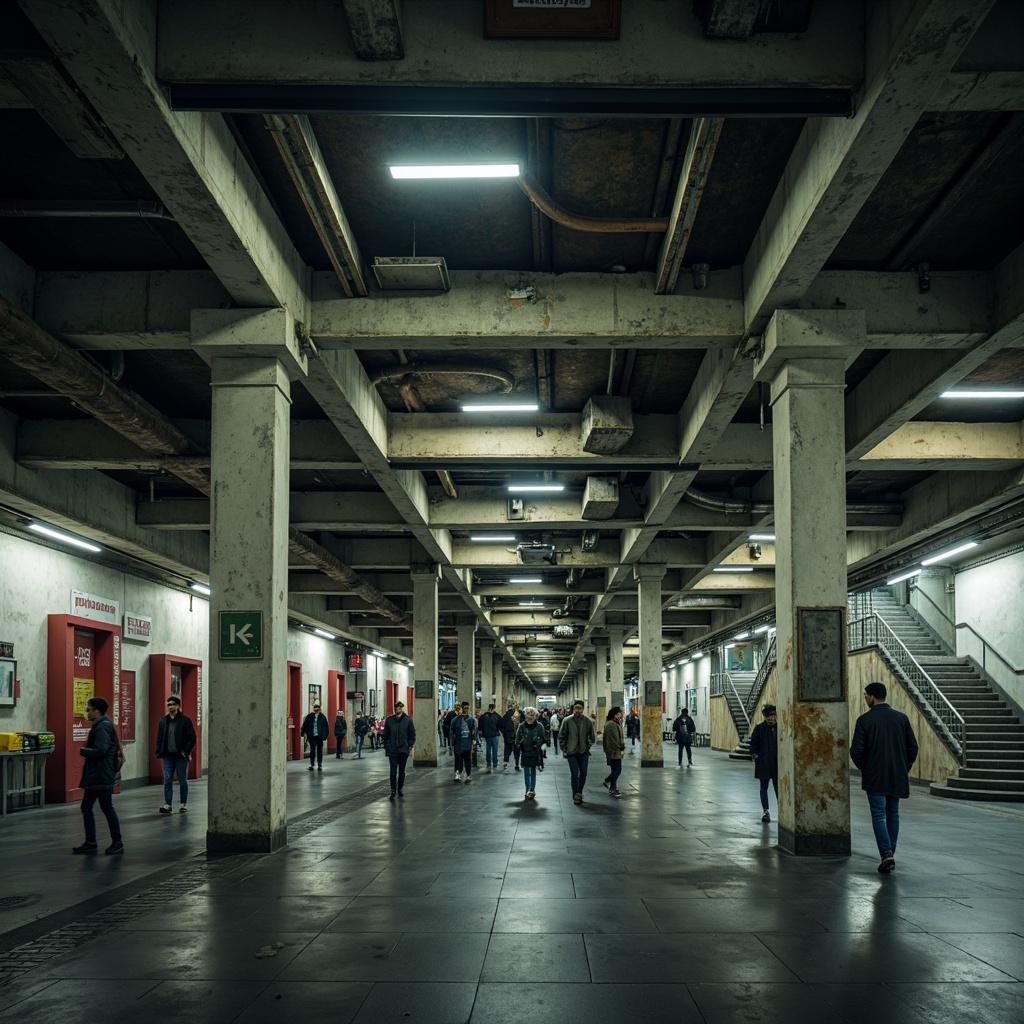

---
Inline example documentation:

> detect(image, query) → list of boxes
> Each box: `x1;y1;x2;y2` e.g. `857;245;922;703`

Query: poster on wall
0;658;15;706
727;643;752;672
120;670;136;743
308;684;322;711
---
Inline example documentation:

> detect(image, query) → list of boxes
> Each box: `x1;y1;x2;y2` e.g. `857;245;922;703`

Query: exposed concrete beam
0;241;35;317
700;0;769;39
341;0;404;61
937;70;1024;110
741;0;997;339
22;0;310;320
290;571;414;595
858;421;1024;470
159;0;861;89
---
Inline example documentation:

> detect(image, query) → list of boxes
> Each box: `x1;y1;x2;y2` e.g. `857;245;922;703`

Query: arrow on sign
230;623;253;646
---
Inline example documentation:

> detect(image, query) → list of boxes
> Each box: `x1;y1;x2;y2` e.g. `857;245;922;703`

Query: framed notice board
797;606;846;702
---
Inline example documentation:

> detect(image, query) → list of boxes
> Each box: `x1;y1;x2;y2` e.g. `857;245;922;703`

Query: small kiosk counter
0;732;56;814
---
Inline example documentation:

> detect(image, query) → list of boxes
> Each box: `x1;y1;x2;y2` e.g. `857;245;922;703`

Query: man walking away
74;697;123;855
625;709;640;754
671;707;696;766
451;701;477;783
749;704;779;822
155;695;197;813
478;702;503;773
354;712;369;758
334;708;348;758
550;709;561;753
383;700;416;800
301;702;330;771
560;699;596;804
850;681;919;874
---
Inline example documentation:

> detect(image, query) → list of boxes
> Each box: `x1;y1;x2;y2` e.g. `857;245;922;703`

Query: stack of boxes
0;732;56;751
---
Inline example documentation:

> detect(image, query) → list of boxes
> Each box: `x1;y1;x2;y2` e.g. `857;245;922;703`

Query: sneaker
159;804;172;814
878;856;895;874
611;789;622;797
179;805;187;814
397;791;403;798
308;766;314;771
503;763;509;772
318;766;323;771
602;780;611;789
464;776;473;784
454;774;461;784
515;765;521;771
72;841;98;854
573;793;583;804
105;841;124;855
486;767;493;774
390;792;396;801
761;809;771;822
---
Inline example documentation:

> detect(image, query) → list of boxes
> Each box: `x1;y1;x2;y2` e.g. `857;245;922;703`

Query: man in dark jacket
334;708;348;758
155;694;197;813
560;700;596;804
671;708;696;766
74;697;123;855
301;702;330;771
354;712;370;758
748;704;778;823
442;707;457;758
382;700;416;799
850;681;919;874
450;701;477;783
478;702;503;773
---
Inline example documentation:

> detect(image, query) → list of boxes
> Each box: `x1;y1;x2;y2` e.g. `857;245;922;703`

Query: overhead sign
71;589;120;625
219;611;263;659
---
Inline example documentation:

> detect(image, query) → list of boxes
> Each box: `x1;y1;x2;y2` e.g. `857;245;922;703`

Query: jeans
677;739;692;765
389;753;408;794
162;755;189;805
454;748;472;777
523;764;537;792
81;788;121;843
867;792;901;859
566;752;590;794
356;734;365;757
308;738;324;767
604;758;622;790
483;735;499;769
759;776;779;809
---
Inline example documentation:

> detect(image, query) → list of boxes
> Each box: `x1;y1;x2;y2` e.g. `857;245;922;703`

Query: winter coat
334;714;348;739
300;711;330;741
748;721;778;780
515;720;547;767
155;711;197;760
850;703;919;798
500;709;519;743
450;712;477;751
478;711;503;738
560;714;596;757
625;713;641;739
602;719;625;762
382;713;416;756
354;716;370;737
80;715;120;790
671;714;696;745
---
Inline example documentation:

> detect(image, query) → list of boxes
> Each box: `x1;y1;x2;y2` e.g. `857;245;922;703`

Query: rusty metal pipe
517;174;669;234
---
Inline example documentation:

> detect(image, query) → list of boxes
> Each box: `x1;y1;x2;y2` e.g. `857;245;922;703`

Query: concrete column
635;564;667;766
480;642;495;708
457;624;477;708
194;308;306;855
411;564;439;767
492;648;504;708
594;640;609;728
585;649;598;727
608;628;626;713
756;309;863;857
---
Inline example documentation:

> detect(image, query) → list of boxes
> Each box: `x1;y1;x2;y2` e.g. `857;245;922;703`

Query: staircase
869;592;1024;802
724;671;756;760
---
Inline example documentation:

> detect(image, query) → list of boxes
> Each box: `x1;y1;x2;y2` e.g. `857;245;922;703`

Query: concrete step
965;757;1024;770
945;775;1024;792
930;783;1024;802
958;767;1024;781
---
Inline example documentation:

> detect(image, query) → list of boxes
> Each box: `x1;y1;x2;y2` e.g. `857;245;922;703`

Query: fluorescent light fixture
734;632;750;640
461;402;539;413
940;390;1024;399
749;533;776;541
313;628;336;640
470;534;516;541
518;601;544;607
725;643;735;650
921;541;978;566
507;484;565;493
389;162;521;179
679;658;690;665
754;625;773;634
372;650;387;659
28;522;102;553
510;577;543;584
886;569;921;585
692;651;704;659
190;582;211;596
713;567;755;573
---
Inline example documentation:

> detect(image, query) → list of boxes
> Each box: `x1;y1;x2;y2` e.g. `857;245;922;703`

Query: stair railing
724;672;751;735
848;612;966;764
912;587;1024;684
743;635;777;723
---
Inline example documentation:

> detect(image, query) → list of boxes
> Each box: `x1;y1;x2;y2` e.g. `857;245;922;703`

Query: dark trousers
566;752;590;794
81;787;121;843
759;775;779;809
335;736;345;757
502;738;520;766
604;758;622;789
454;748;472;776
308;738;324;767
677;737;693;764
552;730;559;752
389;753;409;794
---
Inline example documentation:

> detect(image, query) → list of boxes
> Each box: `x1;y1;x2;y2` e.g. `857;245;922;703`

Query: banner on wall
71;589;120;625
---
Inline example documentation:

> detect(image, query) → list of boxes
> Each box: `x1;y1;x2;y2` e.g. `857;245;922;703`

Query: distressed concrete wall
952;549;1024;710
710;693;740;751
0;529;207;783
848;650;960;785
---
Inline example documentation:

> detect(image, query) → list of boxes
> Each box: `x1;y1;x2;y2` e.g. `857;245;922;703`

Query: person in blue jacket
450;701;477;784
748;704;778;823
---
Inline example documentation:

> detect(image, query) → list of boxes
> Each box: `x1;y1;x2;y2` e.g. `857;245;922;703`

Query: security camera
748;543;762;561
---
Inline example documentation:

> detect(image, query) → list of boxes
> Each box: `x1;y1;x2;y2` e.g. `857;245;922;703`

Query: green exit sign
219;611;263;659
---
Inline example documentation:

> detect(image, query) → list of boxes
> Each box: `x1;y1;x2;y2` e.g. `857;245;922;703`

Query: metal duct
674;595;742;609
518;174;669;234
683;486;900;518
0;199;176;220
371;362;515;393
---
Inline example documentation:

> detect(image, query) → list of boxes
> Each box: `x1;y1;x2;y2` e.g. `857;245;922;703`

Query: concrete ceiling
1;0;1023;690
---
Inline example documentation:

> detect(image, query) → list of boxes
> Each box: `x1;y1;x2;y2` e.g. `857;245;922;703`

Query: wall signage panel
71;589;120;625
123;613;152;644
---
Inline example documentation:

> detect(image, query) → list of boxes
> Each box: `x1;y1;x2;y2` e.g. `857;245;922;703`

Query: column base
778;826;850;857
640;759;664;767
413;756;438;768
207;827;288;856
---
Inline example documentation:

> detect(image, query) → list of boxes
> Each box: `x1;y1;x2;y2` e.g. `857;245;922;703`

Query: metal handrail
744;635;777;722
724;672;751;733
911;587;1024;677
848;612;965;764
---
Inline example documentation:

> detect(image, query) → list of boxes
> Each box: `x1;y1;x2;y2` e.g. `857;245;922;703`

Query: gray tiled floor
1;748;1022;1022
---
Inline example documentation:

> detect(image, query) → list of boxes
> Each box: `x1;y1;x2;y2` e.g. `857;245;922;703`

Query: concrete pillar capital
192;307;308;380
633;563;667;583
754;308;864;382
